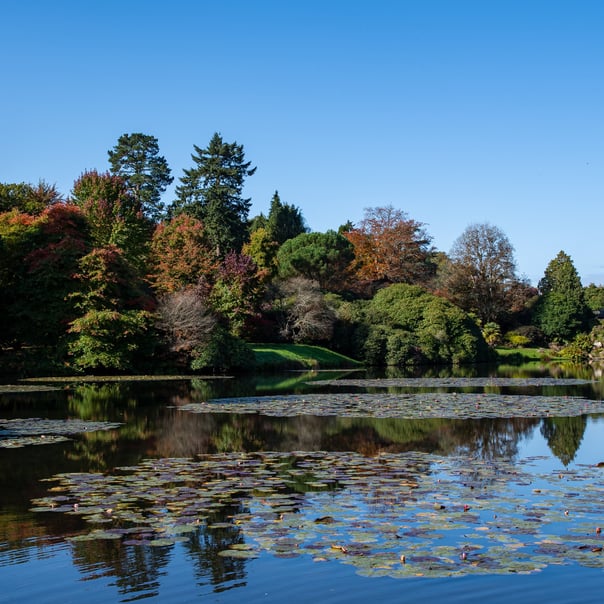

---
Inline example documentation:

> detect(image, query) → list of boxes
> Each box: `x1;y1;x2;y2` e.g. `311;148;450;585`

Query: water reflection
1;364;604;601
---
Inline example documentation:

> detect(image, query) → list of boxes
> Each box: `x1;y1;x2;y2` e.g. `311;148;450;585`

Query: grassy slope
252;344;362;370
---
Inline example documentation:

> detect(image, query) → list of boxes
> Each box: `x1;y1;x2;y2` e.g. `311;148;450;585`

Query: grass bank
252;344;362;370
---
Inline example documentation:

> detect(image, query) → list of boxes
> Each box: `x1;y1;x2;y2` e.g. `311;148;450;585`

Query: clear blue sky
2;0;603;285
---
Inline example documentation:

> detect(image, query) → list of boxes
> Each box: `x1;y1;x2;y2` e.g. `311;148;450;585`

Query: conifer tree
173;133;256;257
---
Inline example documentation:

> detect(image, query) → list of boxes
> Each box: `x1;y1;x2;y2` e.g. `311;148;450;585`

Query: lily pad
174;392;604;420
31;450;604;578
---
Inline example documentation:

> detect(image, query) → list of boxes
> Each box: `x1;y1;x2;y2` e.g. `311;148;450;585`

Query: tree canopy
534;251;594;342
276;230;354;291
108;132;173;222
173;133;256;257
344;205;434;285
444;223;517;324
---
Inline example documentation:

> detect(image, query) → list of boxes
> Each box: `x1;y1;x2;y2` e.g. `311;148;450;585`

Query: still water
1;365;603;603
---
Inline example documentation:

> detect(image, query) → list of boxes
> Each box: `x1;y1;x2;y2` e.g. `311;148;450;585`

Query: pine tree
108;133;173;222
173;133;256;257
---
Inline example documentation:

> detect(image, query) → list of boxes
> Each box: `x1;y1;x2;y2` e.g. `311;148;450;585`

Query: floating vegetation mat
175;392;604;419
308;377;594;388
0;384;63;393
31;451;604;577
0;418;122;448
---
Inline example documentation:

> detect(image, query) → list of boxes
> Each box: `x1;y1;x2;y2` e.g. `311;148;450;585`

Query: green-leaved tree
534;251;594;342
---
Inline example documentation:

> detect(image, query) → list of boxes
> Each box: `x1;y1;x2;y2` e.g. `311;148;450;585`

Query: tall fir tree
173;133;256;257
534;250;594;342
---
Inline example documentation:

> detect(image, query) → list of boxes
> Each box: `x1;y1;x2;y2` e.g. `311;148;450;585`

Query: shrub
191;325;255;373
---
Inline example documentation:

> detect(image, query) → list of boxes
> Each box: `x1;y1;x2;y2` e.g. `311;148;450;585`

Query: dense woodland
1;132;601;376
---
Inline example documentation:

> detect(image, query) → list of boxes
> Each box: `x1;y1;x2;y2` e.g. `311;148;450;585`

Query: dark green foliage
191;325;255;373
265;191;307;245
583;283;604;312
67;245;156;372
541;416;586;466
276;230;354;291
362;284;489;366
173;133;256;256
534;251;594;343
1;205;91;347
0;181;62;214
362;325;389;366
67;309;155;372
108;132;173;222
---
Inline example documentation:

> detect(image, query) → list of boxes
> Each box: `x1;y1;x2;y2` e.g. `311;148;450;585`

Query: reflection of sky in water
518;417;604;473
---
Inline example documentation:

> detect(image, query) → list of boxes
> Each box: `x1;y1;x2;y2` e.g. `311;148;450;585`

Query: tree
277;277;336;344
584;283;604;312
209;251;264;337
0;181;62;214
241;227;278;277
344;205;434;285
108;132;173;222
265;191;307;245
443;223;517;324
71;170;148;270
362;283;490;365
172;133;256;256
67;245;155;372
149;214;217;294
0;205;90;348
276;230;354;291
534;251;594;342
156;288;216;365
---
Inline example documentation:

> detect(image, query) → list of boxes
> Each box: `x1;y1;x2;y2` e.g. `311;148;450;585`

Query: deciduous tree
70;170;148;270
149;214;217;293
344;205;434;285
443;223;517;324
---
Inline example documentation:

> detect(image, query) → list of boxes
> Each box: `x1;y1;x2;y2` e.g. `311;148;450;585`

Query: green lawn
252;344;362;370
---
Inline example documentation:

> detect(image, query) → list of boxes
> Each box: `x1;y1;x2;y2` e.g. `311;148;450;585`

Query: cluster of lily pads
31;450;604;577
308;377;595;388
0;418;122;448
174;392;604;419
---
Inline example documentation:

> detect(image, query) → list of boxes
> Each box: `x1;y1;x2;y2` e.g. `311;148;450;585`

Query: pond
1;364;604;603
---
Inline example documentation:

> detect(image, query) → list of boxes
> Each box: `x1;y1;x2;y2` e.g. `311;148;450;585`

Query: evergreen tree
172;133;256;257
266;191;307;245
534;251;594;342
108;133;173;222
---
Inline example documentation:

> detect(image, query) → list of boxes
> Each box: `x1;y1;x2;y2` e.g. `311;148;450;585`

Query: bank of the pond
252;344;361;370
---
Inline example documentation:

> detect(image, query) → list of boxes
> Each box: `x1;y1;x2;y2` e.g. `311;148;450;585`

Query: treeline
0;132;601;375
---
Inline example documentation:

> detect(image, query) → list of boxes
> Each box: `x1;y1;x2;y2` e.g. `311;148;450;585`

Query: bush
506;325;545;347
191;325;255;373
505;333;531;348
363;284;490;366
385;330;423;366
67;309;155;372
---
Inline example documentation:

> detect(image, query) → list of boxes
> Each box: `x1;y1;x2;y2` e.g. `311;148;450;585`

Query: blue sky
2;0;603;285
